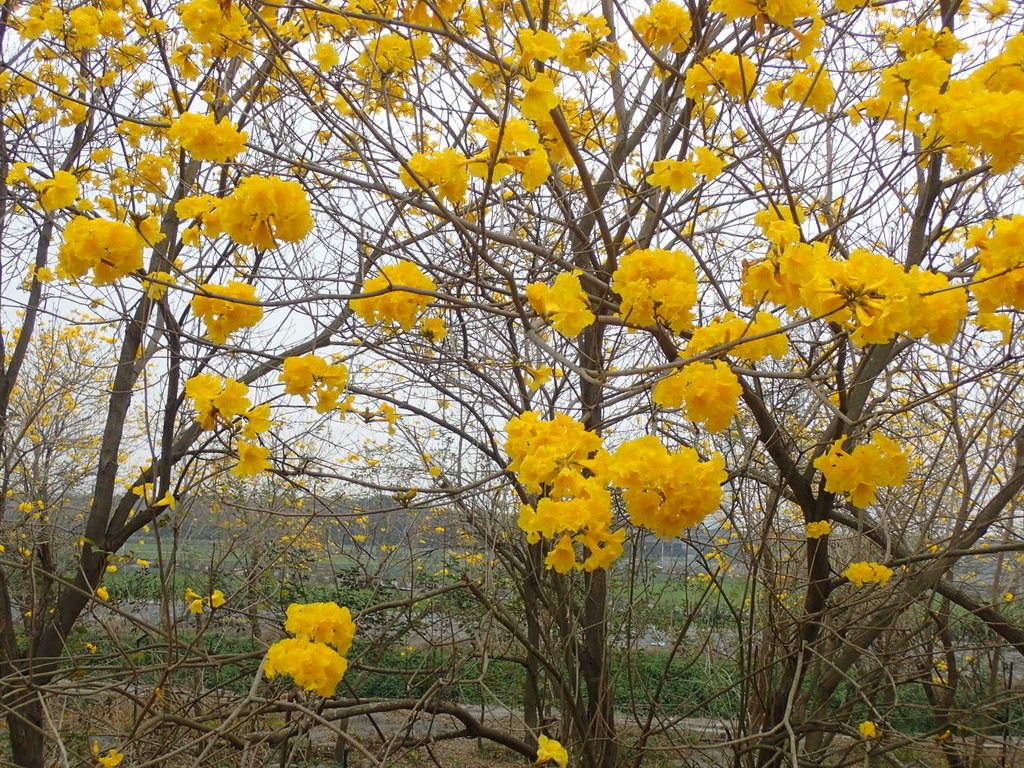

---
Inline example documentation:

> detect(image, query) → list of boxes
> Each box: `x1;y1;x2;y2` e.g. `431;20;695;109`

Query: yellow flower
57;217;144;285
516;28;561;62
210;589;225;608
400;149;470;205
504;412;606;495
844;562;894;588
167;112;248;162
155;491;176;510
814;433;908;508
859;720;879;739
92;742;124;767
283;602;356;654
685;51;757;103
609;436;725;539
36;170;79;210
232;440;270;477
188;598;205;614
143;271;175;300
95;586;110;601
686;311;788;362
634;0;692;53
653;361;741;433
805;521;832;539
280;354;349;413
535;734;568;767
545;533;578;573
520;72;560;122
420;316;447;342
350;261;436;331
178;0;251;57
205;176;312;250
613;248;698;334
6;161;33;185
190;282;263;344
647;159;696;193
313;42;340;71
265;637;349;697
526;271;595;337
185;374;252;429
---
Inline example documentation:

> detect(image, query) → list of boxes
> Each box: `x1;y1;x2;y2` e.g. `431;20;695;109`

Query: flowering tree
3;0;1024;765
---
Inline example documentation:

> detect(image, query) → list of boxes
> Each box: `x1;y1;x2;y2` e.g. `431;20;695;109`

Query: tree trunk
581;568;617;768
5;697;44;768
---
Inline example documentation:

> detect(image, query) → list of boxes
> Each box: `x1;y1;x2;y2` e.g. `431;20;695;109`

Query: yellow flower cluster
36;170;79;211
280;354;350;413
859;720;880;738
350;260;437;331
184;587;225;614
805;520;831;539
184;374;272;477
931;33;1024;172
526;271;595;337
535;735;569;767
506;413;725;569
844;562;895;588
191;281;264;343
558;15;624;73
610;436;726;539
686;311;788;362
178;0;251;58
469;119;551;192
350;33;433;114
284;602;357;654
167;112;248;162
506;412;606;496
400;148;470;205
57;217;144;285
265;602;356;697
742;211;968;346
17;0;65;39
813;433;908;507
612;248;698;334
763;63;836;114
204;176;313;250
967;217;1024;335
852;27;1024;173
647;147;725;193
22;2;124;49
685;52;757;104
652;360;742;433
506;412;623;573
634;0;691;53
711;0;816;27
851;24;963;134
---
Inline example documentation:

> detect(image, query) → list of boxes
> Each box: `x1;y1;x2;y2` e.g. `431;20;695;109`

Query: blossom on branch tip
536;735;568;767
526;271;594;337
844;562;894;588
350;261;437;331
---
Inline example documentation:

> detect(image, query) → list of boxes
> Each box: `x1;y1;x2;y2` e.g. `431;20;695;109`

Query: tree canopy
3;0;1024;765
